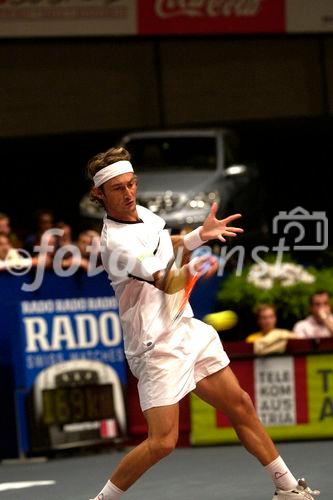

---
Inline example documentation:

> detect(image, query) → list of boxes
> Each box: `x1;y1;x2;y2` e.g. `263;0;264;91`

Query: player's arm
170;234;193;266
107;242;192;294
153;255;218;294
153;266;189;294
108;238;216;294
170;234;187;250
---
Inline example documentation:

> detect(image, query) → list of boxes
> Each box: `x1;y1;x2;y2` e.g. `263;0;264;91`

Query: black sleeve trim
107;214;143;224
128;273;154;284
153;236;160;255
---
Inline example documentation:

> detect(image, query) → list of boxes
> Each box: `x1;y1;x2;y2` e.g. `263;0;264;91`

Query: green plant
217;261;333;331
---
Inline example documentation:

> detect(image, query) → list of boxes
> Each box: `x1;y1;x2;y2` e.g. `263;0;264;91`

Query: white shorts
127;317;230;412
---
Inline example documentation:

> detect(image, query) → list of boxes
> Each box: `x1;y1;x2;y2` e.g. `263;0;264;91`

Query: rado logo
24;312;122;352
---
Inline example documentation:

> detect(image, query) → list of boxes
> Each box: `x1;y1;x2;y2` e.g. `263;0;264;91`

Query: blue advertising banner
16;296;125;387
0;270;127;455
0;267;220;457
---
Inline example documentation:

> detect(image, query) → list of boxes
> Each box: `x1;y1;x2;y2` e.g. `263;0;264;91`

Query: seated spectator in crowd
62;229;101;272
57;221;73;247
78;229;101;271
293;291;333;339
56;221;73;255
53;221;74;266
0;212;20;247
25;209;55;255
246;304;294;355
0;232;33;271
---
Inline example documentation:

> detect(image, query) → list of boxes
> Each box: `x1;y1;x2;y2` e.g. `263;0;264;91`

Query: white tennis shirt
100;205;193;360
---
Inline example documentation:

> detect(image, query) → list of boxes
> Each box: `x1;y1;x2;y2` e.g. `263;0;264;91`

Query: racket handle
189;255;211;277
198;261;211;275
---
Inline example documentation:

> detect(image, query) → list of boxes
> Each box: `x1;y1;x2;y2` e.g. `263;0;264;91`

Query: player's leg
193;366;299;491
111;402;179;489
194;366;278;463
90;403;179;499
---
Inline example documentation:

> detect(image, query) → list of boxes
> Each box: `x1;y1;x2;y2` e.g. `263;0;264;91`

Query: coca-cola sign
139;0;285;35
155;0;264;18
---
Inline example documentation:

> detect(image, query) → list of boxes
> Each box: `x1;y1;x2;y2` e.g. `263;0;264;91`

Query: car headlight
185;191;220;210
145;191;184;213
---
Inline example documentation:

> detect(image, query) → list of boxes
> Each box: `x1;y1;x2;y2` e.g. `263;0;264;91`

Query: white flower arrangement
247;262;315;290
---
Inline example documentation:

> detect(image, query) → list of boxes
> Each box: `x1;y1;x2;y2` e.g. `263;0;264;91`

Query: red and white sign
0;0;137;38
254;357;296;426
138;0;285;35
286;0;333;33
215;356;308;429
2;0;333;40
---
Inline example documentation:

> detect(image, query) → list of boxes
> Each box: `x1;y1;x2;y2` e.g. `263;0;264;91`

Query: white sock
265;456;298;491
92;480;124;499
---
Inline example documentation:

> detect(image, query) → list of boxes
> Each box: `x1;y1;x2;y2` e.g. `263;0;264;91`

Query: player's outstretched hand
200;202;243;243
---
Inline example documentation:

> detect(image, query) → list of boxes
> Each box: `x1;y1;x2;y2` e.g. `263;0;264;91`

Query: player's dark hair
86;147;131;207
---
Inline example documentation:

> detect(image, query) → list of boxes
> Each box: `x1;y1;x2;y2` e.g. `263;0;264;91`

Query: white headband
93;160;134;187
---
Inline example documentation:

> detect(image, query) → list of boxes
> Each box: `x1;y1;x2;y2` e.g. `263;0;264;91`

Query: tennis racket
157;254;213;331
169;259;211;325
143;251;215;340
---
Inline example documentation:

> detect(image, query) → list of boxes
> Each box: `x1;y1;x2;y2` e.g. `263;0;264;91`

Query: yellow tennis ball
203;310;238;331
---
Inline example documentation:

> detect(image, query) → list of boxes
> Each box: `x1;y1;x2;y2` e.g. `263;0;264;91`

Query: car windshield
125;137;217;171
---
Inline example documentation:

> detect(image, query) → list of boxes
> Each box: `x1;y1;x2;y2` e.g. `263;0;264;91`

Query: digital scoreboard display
42;384;115;426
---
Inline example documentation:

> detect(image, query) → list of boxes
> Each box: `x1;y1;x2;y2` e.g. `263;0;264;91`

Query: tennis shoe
273;478;320;499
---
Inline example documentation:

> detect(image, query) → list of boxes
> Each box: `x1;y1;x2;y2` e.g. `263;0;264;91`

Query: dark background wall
1;36;333;136
0;35;332;236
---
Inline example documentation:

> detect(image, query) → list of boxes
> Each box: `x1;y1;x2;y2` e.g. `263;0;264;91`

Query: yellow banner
307;355;333;425
191;354;333;445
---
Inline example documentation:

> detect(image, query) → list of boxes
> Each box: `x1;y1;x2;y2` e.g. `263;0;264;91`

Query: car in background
80;129;267;240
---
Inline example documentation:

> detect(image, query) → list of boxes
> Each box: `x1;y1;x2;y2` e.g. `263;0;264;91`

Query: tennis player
87;147;319;500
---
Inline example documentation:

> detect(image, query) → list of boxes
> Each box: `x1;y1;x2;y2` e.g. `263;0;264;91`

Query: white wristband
183;226;205;251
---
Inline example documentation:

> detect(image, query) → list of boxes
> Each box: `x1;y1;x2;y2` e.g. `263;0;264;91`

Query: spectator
0;212;10;236
0;212;20;247
293;291;333;339
57;221;73;247
77;229;100;260
25;209;55;255
62;229;101;272
0;232;32;271
246;304;290;342
246;304;294;355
